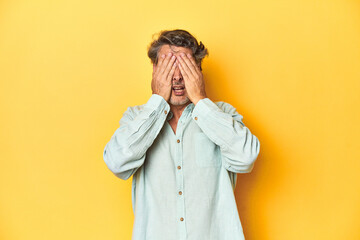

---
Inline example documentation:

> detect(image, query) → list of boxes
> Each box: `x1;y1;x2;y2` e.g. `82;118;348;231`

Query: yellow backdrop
1;0;359;239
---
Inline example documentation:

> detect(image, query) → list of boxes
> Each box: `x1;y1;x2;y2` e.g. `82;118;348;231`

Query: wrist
192;95;207;105
156;91;170;102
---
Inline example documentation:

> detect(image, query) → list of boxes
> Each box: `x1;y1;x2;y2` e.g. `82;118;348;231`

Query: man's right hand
151;52;177;102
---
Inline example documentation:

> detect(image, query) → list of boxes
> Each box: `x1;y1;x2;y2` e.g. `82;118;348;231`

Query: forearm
103;94;170;179
192;98;260;173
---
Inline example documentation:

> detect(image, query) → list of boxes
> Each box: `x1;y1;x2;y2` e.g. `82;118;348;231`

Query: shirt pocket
194;132;221;168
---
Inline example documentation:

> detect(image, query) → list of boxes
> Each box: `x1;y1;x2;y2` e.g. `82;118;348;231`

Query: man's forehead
158;45;192;55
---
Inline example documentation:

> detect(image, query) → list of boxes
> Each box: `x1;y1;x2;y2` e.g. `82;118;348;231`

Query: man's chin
169;96;190;106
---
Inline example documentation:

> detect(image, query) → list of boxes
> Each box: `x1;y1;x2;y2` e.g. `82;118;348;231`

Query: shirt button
194;117;198;120
177;139;180;143
179;191;182;195
177;166;181;170
180;217;184;221
164;110;167;114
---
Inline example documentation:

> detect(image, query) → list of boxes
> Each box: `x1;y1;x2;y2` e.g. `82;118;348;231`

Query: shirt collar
166;102;195;121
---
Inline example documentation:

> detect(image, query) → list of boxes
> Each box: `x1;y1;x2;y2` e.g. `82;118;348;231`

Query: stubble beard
169;94;190;106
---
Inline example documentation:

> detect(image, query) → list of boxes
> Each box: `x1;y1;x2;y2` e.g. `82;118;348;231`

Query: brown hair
147;29;209;71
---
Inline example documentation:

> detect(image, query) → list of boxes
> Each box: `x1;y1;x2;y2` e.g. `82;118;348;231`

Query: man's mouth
172;85;185;96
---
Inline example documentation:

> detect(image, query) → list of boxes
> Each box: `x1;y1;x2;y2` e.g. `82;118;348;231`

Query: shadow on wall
202;58;231;102
234;108;286;240
234;142;265;240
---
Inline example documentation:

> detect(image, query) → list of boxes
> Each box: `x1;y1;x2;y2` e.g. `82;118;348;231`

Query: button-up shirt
103;94;260;240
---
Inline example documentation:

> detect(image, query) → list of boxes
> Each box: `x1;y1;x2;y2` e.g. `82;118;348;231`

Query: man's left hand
177;53;207;105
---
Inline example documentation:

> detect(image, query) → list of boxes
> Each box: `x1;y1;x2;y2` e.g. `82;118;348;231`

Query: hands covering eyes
151;52;206;105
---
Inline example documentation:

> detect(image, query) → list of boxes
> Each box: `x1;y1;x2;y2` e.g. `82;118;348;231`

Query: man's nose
172;66;183;81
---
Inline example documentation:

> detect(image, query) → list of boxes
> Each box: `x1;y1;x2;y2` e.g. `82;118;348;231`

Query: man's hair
147;29;209;71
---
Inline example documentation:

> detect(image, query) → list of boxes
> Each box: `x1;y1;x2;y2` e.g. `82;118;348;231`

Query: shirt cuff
191;98;222;120
145;94;170;112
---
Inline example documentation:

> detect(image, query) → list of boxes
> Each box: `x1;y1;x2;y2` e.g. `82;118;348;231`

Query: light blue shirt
103;94;260;240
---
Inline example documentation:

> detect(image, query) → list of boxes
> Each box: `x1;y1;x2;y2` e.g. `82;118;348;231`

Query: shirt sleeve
103;94;170;180
191;98;260;173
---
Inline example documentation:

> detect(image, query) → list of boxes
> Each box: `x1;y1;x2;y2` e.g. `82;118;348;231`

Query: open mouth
172;85;185;96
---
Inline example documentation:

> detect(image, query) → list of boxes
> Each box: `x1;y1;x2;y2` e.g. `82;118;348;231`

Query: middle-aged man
103;29;260;240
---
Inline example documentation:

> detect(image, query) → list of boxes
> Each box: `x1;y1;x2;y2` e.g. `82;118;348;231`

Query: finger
166;59;177;80
163;55;176;77
177;54;194;78
154;54;166;75
177;60;189;80
186;53;201;74
160;53;173;75
179;53;198;77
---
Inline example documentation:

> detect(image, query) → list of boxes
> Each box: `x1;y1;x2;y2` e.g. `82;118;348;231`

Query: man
103;29;260;240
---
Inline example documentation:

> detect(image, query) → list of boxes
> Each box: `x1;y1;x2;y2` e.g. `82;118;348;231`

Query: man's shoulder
124;95;168;116
212;100;244;122
124;103;146;116
213;100;238;114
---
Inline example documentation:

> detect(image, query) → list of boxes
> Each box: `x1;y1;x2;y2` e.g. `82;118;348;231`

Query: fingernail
161;54;165;58
171;56;175;59
167;52;172;56
187;53;191;57
180;53;185;56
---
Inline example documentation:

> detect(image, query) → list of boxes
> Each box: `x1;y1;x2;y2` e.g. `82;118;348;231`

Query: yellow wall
1;0;359;239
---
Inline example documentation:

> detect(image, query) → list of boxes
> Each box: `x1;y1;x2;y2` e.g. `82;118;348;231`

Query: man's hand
151;52;177;102
177;52;207;105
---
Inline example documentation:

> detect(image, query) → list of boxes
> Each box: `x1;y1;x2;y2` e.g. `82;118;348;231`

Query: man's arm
176;52;260;173
103;94;170;180
191;98;260;173
103;52;176;180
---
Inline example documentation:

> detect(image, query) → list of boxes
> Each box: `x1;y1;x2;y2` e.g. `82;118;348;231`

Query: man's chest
143;120;223;181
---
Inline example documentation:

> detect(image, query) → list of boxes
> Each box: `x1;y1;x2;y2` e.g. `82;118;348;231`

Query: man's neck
169;102;192;123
